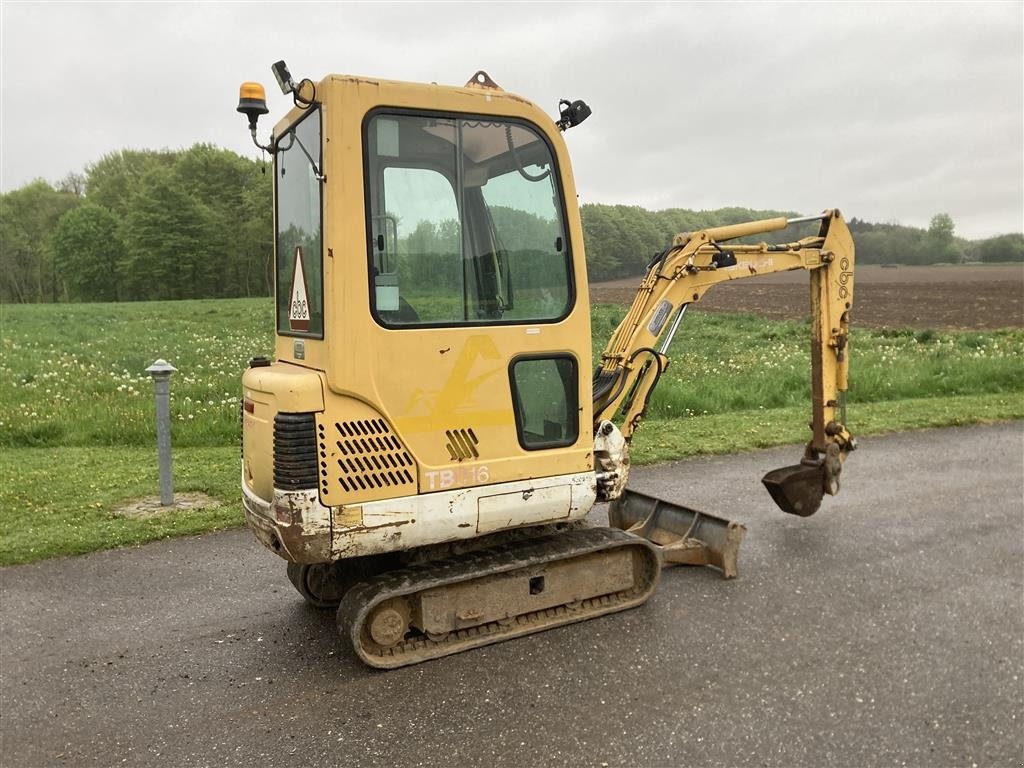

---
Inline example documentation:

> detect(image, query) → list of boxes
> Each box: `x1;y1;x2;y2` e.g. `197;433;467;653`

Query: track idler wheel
761;462;825;517
287;554;397;610
287;562;350;609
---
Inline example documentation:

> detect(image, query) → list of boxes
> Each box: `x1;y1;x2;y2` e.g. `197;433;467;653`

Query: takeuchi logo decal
289;245;310;331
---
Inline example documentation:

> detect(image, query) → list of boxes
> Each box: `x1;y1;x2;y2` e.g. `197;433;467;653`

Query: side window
479;156;568;322
510;356;579;450
377;167;462;324
276;108;323;337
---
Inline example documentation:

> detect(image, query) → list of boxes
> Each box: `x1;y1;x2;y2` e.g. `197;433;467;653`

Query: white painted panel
247;469;597;560
476;484;572;534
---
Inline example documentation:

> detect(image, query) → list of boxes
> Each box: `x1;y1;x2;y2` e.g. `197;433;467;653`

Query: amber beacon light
237;82;269;130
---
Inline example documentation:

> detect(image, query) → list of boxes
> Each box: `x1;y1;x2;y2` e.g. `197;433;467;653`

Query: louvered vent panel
317;412;417;505
445;428;480;461
274;412;318;490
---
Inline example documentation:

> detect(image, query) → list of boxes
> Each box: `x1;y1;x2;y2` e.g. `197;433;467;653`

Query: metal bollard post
145;359;178;506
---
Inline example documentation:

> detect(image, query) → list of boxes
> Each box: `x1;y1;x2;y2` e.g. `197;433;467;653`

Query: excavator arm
593;209;856;517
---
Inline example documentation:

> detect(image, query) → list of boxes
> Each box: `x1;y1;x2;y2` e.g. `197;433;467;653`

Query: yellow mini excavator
236;63;856;668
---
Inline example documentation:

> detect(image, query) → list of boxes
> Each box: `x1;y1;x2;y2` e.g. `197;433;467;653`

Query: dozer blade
608;489;746;579
761;462;824;517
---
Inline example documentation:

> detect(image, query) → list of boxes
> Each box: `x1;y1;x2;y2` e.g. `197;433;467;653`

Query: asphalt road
2;423;1022;767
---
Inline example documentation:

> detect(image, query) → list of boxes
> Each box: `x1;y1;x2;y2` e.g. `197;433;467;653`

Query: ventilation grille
445;428;480;461
318;418;416;499
274;412;318;490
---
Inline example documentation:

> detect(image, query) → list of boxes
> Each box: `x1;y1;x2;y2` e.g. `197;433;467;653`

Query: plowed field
590;264;1024;330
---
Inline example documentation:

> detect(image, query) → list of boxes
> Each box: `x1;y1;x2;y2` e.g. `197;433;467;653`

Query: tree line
579;206;1023;281
1;145;1020;304
1;145;271;304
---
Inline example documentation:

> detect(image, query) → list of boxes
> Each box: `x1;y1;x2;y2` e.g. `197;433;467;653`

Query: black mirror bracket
556;99;592;131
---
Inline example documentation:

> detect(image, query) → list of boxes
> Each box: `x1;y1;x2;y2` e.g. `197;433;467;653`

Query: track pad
762;463;824;517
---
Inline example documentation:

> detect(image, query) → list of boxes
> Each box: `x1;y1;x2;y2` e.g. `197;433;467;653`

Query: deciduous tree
52;202;125;301
0;180;79;303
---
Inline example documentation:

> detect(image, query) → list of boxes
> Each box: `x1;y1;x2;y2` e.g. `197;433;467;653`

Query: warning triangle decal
288;246;310;331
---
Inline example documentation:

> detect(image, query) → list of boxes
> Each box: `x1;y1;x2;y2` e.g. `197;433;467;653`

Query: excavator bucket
608;489;746;579
761;463;825;517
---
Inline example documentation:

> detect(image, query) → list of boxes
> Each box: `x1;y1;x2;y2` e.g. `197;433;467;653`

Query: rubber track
337;527;661;669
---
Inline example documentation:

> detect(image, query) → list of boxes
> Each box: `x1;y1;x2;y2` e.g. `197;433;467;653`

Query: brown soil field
590;264;1024;330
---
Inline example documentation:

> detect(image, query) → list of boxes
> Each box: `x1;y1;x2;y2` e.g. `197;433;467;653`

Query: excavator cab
238;70;618;580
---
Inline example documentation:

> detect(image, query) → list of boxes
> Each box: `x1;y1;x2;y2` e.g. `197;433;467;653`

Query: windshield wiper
278;130;325;182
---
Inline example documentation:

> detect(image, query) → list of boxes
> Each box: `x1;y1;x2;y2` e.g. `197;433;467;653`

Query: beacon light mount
236;60;315;154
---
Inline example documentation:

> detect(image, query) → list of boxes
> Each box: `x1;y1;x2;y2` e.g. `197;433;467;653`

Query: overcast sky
2;1;1021;239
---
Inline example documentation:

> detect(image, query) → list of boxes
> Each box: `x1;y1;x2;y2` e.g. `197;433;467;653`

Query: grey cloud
1;1;1020;238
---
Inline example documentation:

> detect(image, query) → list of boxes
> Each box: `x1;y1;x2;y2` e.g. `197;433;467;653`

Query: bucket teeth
761;463;825;517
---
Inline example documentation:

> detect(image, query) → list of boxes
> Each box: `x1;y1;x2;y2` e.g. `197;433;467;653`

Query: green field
2;298;1022;565
1;299;273;448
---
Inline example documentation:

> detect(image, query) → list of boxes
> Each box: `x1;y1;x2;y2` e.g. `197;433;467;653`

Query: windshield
365;112;572;327
275;107;323;337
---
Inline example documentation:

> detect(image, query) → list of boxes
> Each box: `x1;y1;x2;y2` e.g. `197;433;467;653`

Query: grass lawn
1;298;1021;565
0;446;240;566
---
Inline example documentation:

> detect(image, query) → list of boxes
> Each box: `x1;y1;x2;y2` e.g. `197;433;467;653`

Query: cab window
365;112;572;327
510;356;579;449
275;107;323;337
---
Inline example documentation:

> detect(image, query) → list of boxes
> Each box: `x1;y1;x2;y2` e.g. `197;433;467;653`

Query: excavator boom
594;210;856;516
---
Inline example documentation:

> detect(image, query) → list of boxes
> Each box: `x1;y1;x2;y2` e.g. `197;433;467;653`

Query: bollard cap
146;359;178;378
